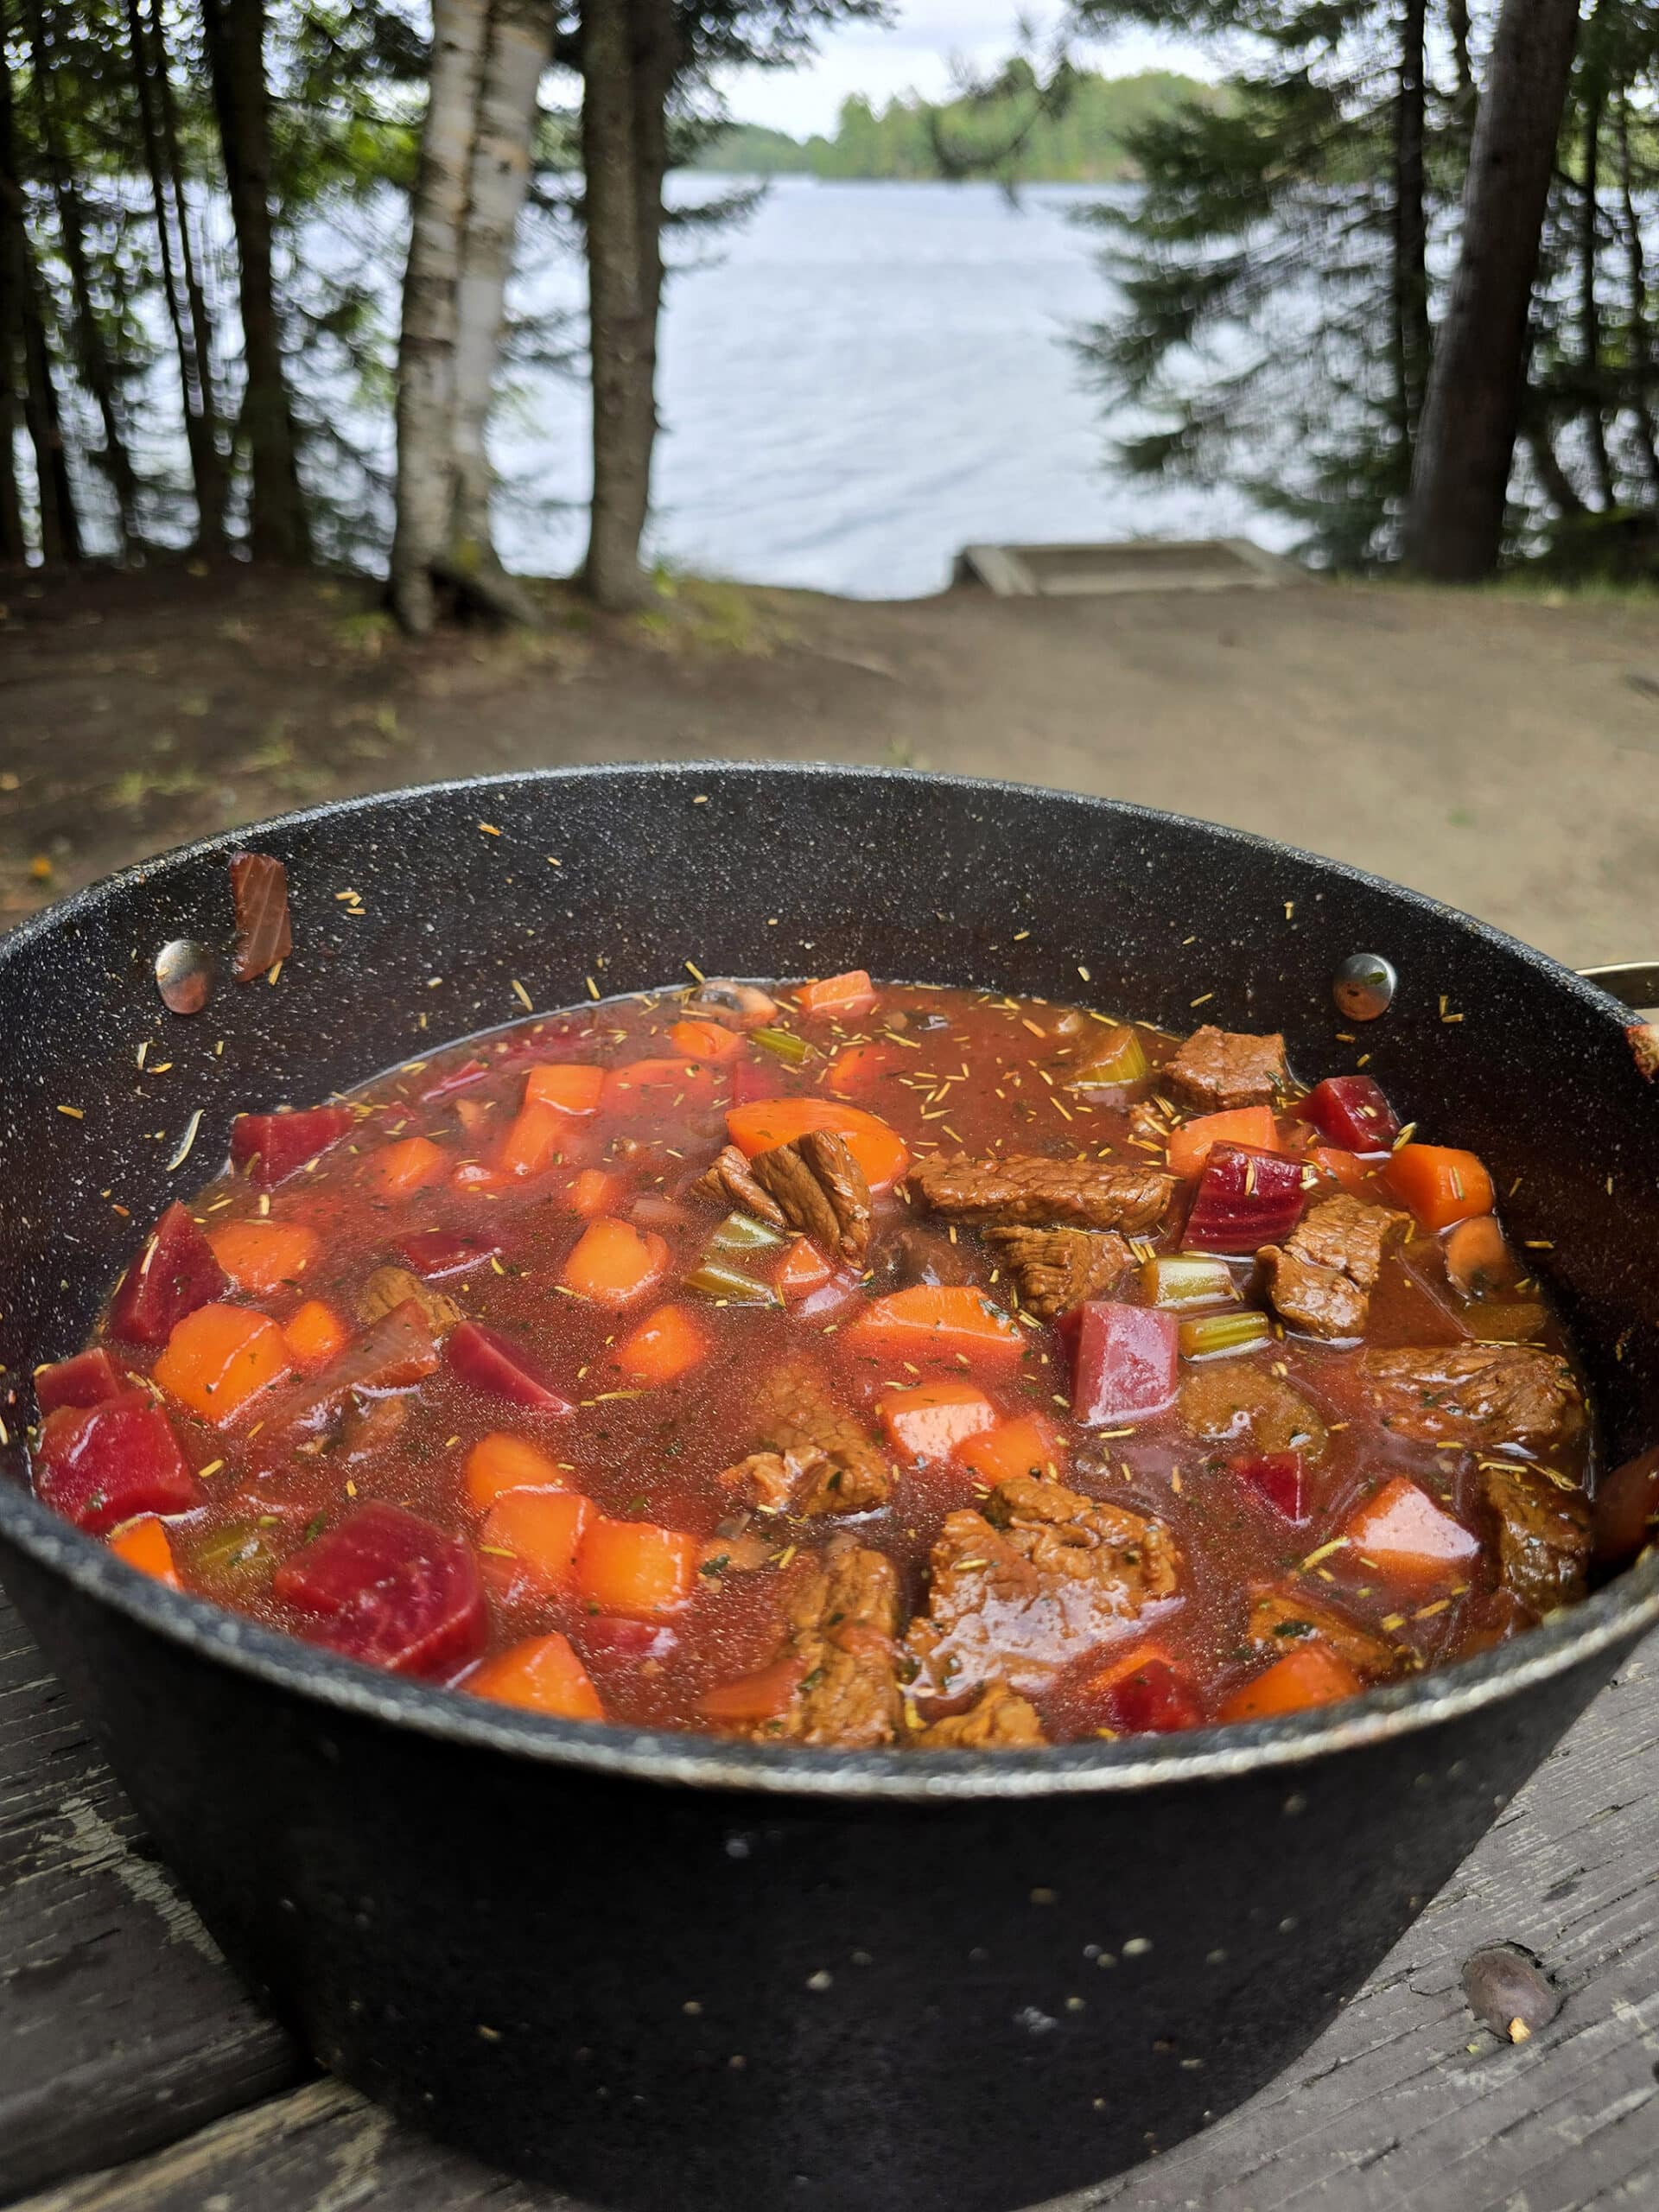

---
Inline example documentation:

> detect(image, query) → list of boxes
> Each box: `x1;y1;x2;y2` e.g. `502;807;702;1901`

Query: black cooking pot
3;766;1657;2212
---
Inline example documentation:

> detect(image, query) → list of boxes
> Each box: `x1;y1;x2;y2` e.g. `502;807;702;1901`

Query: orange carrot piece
849;1285;1023;1364
153;1303;291;1424
616;1303;708;1386
601;1059;715;1115
497;1100;568;1179
561;1217;670;1308
467;1632;605;1720
464;1430;573;1509
726;1098;910;1194
774;1236;835;1301
1309;1146;1370;1194
1218;1643;1362;1722
282;1297;350;1372
366;1135;448;1195
877;1379;1000;1463
207;1218;321;1295
1384;1143;1494;1232
825;1042;900;1099
524;1063;606;1115
700;1653;808;1722
109;1513;181;1589
576;1517;700;1617
667;1019;746;1064
957;1412;1064;1487
1166;1106;1282;1181
1443;1213;1517;1298
1085;1638;1180;1699
480;1489;594;1598
568;1166;624;1217
1342;1475;1482;1586
797;969;877;1020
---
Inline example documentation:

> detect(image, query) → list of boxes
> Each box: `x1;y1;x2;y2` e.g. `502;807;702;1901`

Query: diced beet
1182;1145;1306;1255
231;1103;353;1188
419;1058;489;1103
107;1202;229;1346
728;1057;784;1106
273;1503;486;1678
1058;1301;1179;1426
1305;1075;1401;1155
1097;1657;1204;1735
265;1301;441;1435
395;1228;502;1279
35;1346;125;1415
494;1020;599;1066
1233;1451;1312;1522
33;1392;199;1536
229;849;292;982
448;1321;572;1413
575;1616;680;1669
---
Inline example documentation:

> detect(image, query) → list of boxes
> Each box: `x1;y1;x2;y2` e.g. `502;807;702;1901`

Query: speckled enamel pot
3;766;1658;2212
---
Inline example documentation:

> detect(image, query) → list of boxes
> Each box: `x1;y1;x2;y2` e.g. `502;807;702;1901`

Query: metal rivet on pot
1332;952;1397;1020
156;937;216;1015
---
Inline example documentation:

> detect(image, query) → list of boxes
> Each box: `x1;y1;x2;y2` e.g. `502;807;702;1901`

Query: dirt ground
3;560;1658;969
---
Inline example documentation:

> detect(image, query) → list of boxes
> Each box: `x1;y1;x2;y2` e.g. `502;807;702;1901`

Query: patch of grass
334;609;398;658
111;764;207;810
632;574;793;658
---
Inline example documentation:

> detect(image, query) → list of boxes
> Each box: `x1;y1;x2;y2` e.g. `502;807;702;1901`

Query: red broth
30;978;1599;1749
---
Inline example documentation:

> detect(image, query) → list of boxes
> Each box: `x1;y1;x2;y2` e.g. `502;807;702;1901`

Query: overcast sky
714;11;1217;139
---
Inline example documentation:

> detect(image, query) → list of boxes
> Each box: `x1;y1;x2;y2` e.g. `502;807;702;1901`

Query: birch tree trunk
581;0;654;611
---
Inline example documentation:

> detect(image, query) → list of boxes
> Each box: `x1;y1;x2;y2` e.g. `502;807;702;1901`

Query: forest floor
3;559;1658;969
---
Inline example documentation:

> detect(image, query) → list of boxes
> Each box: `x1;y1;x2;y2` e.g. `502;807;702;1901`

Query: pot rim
4;760;1656;1802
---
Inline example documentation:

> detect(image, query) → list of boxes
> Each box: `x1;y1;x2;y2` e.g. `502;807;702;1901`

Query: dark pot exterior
3;766;1659;2211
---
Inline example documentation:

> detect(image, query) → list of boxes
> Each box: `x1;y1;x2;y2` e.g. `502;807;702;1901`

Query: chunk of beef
1289;1193;1407;1291
1128;1099;1172;1147
985;1225;1133;1321
1165;1026;1289;1112
335;1389;410;1465
906;1474;1180;1697
753;1539;904;1748
1257;1245;1366;1341
749;1129;872;1264
719;1359;893;1516
1243;1586;1399;1677
1480;1463;1592;1616
913;1681;1046;1750
909;1152;1174;1233
683;979;779;1031
874;1224;980;1291
359;1264;463;1338
1363;1346;1580;1448
696;1143;786;1228
1180;1364;1329;1460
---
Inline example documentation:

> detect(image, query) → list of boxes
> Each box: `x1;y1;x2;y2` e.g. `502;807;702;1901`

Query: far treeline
0;0;1643;617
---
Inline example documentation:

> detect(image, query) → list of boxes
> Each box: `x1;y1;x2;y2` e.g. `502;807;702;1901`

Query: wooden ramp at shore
957;536;1301;596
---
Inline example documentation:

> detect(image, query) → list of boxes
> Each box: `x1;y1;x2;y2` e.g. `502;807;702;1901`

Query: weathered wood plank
0;1591;305;2202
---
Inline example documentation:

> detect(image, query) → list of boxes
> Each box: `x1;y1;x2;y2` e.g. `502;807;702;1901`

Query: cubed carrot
108;1513;181;1589
207;1218;321;1295
775;1236;835;1301
464;1430;573;1509
1218;1643;1362;1722
877;1379;1000;1464
467;1632;604;1720
849;1285;1024;1364
1086;1639;1180;1697
1342;1475;1482;1586
616;1303;708;1386
480;1489;594;1598
153;1303;291;1425
796;969;877;1020
282;1297;350;1372
701;1653;808;1722
562;1217;669;1308
957;1412;1064;1487
524;1063;606;1115
826;1042;901;1099
726;1098;910;1194
1384;1143;1494;1232
601;1059;715;1115
667;1019;746;1064
576;1517;699;1617
568;1166;624;1217
497;1101;567;1179
1166;1106;1282;1181
366;1135;448;1195
1309;1146;1370;1194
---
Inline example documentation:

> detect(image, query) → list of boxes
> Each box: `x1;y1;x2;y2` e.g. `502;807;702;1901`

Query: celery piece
752;1027;811;1068
1141;1255;1240;1310
683;1260;781;1306
1066;1026;1149;1090
709;1211;785;1255
186;1520;278;1597
1178;1310;1272;1361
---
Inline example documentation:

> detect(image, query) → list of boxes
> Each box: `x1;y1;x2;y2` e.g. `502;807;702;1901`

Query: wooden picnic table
4;1581;1658;2212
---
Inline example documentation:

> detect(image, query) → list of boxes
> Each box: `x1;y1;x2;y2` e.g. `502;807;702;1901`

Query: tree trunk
1402;0;1581;582
1391;0;1430;465
1615;91;1659;502
1525;422;1589;518
150;0;226;542
0;13;78;561
200;0;309;562
1446;0;1475;117
1578;64;1613;508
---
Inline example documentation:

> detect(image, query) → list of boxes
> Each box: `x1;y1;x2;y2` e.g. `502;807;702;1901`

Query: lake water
497;178;1276;599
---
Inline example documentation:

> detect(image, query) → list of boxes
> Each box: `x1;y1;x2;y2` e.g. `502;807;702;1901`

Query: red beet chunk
229;850;292;982
108;1202;229;1346
1097;1656;1204;1735
576;1616;680;1670
267;1301;440;1436
1305;1075;1401;1155
1183;1145;1306;1255
231;1103;353;1188
419;1058;489;1103
35;1346;125;1416
34;1393;199;1536
494;1020;599;1066
1058;1301;1178;1427
396;1228;502;1280
448;1321;572;1413
274;1503;486;1678
1233;1451;1312;1522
